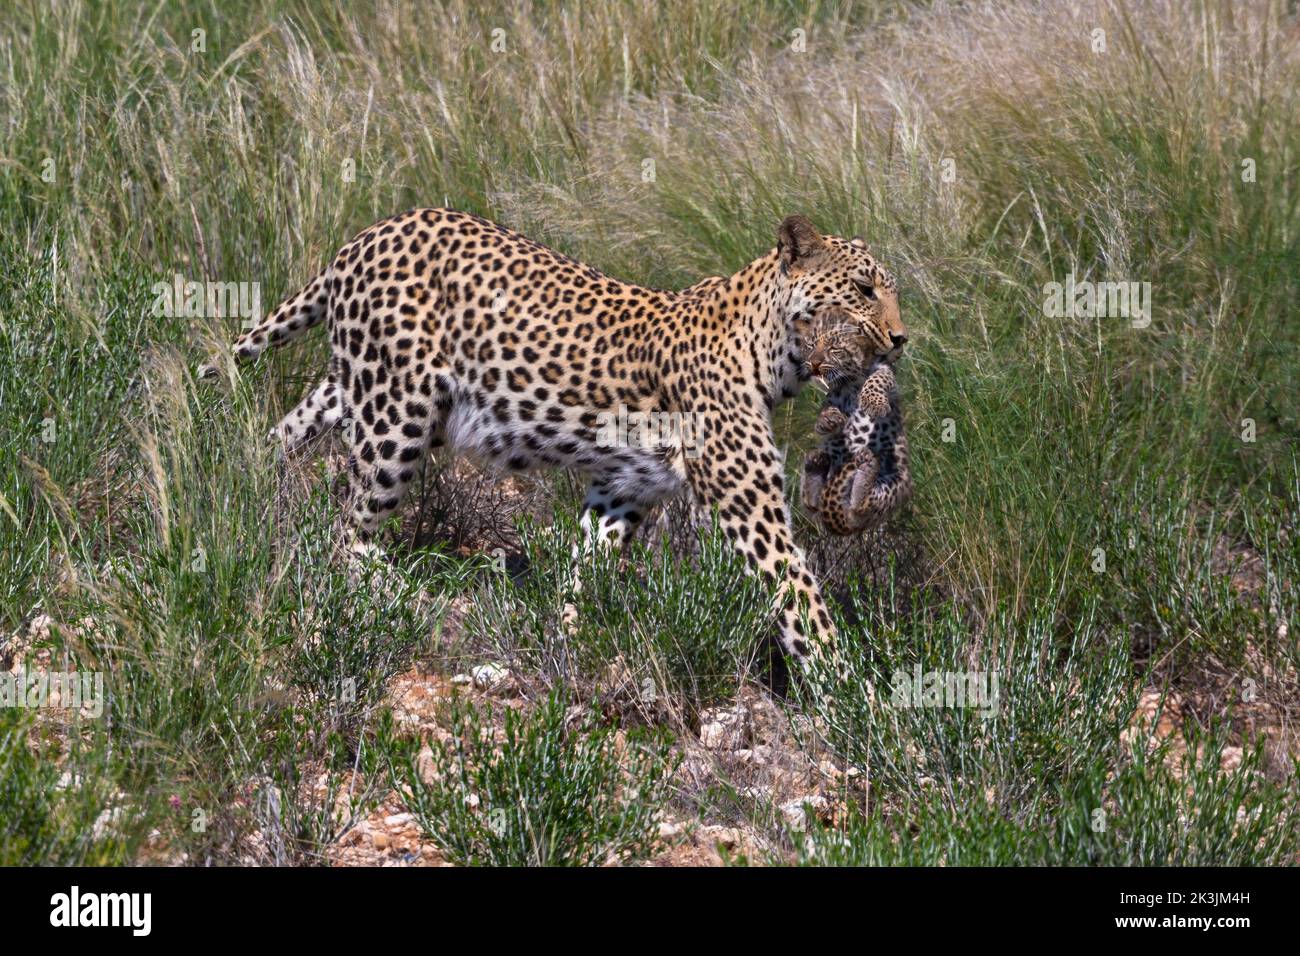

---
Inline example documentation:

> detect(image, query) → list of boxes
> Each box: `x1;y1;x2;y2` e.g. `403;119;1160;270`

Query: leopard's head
776;214;907;374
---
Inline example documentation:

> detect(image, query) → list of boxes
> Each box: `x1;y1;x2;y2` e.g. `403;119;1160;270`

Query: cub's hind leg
821;449;880;536
854;454;913;526
846;449;881;514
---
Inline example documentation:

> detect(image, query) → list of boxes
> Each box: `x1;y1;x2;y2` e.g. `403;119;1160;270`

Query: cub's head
804;314;889;390
777;214;907;369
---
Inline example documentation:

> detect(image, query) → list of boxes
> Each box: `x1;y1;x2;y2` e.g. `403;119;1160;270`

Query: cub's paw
801;450;832;511
801;473;826;513
858;366;895;418
860;393;890;420
803;449;833;476
814;406;848;437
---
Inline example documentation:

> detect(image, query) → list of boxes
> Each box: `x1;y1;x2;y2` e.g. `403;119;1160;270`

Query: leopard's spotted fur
200;209;906;666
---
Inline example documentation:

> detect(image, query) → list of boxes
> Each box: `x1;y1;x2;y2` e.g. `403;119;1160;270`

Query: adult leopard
199;209;907;667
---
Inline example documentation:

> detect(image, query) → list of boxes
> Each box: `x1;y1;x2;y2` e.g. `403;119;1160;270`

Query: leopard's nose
807;348;825;374
890;331;908;348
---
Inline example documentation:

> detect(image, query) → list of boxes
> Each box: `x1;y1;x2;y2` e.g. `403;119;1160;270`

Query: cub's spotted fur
200;209;906;665
802;353;912;535
801;318;913;535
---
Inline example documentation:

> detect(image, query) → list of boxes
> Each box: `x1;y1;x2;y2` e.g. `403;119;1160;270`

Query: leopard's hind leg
198;265;330;379
560;472;662;633
847;450;880;514
272;374;344;452
341;366;452;556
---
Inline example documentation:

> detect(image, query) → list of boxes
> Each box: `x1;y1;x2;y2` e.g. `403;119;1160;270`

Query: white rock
781;795;829;831
471;663;509;690
698;825;743;849
28;614;55;641
92;805;126;840
657;821;685;841
698;706;750;750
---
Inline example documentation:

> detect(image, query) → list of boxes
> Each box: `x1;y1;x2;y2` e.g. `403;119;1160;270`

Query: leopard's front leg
686;404;836;667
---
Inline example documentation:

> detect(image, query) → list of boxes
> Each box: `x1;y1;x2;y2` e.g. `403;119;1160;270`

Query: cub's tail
197;264;330;379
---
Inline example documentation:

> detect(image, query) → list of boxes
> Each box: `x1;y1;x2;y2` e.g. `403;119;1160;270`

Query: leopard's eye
855;280;877;301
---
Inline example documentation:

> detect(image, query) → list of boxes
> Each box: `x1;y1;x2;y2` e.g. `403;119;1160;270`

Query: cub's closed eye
855;280;877;301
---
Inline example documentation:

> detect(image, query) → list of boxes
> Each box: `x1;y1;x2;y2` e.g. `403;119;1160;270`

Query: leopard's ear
778;215;826;268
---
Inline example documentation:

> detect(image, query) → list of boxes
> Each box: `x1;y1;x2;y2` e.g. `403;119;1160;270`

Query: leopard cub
801;323;912;536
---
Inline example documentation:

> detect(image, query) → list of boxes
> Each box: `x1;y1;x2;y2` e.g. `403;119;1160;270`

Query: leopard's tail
197;265;330;379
